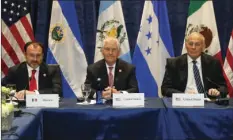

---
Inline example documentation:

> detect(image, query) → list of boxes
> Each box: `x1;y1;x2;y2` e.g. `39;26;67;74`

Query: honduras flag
133;1;174;97
95;0;131;63
47;1;87;98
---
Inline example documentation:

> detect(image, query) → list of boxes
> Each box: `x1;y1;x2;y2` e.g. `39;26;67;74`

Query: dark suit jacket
161;53;228;98
2;62;62;97
85;59;138;97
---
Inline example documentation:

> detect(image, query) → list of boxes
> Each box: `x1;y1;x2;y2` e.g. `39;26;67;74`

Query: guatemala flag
95;0;131;63
133;1;174;97
47;0;88;98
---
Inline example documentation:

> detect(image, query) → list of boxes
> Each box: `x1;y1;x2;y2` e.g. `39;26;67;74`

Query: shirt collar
27;64;40;72
187;55;201;64
105;63;116;69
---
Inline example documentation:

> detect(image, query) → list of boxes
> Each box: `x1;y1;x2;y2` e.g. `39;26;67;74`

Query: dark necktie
108;67;114;87
192;60;205;93
29;70;37;91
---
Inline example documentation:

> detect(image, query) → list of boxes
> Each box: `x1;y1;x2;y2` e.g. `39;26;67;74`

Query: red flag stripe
223;71;233;97
9;24;26;52
214;51;223;65
226;49;233;72
1;58;9;76
1;46;15;67
1;34;20;64
21;16;35;41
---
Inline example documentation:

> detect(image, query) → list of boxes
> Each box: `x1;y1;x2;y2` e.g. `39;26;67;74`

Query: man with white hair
85;37;138;99
161;32;228;98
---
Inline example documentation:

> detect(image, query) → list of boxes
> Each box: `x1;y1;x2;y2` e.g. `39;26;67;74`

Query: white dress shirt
184;56;204;93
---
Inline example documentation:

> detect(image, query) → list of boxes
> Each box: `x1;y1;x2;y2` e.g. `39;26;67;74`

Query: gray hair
185;32;206;47
103;37;120;50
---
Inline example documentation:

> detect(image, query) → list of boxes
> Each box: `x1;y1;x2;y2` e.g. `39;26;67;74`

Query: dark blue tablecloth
2;98;233;140
42;98;166;140
162;98;233;140
2;109;42;140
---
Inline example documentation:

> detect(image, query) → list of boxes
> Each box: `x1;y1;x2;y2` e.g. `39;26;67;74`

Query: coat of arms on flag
96;19;126;51
185;24;213;54
49;24;65;43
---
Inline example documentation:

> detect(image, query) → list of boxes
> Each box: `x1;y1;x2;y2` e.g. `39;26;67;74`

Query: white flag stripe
223;32;233;97
182;1;221;56
15;20;31;43
49;1;88;98
95;1;131;63
1;46;15;68
1;21;25;62
224;61;233;87
26;14;33;29
136;1;171;97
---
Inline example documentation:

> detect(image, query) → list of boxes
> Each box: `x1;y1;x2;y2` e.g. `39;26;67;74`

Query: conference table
2;98;233;140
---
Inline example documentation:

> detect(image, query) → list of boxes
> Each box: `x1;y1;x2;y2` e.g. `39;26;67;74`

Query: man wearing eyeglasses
2;41;62;99
85;37;138;99
161;32;228;98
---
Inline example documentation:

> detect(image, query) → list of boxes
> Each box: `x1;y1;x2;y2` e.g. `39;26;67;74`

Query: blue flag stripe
152;1;174;57
134;45;158;97
99;1;116;14
58;0;83;49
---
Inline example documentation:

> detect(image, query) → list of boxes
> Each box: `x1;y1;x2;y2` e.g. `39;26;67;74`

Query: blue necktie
192;60;205;93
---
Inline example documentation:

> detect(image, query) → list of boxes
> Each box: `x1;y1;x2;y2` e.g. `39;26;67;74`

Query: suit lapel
38;63;48;90
114;59;122;88
179;54;188;88
20;62;30;90
201;53;208;89
99;60;109;88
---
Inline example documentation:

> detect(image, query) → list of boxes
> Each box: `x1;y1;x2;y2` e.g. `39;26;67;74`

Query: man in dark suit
85;37;138;99
2;41;62;99
161;32;228;98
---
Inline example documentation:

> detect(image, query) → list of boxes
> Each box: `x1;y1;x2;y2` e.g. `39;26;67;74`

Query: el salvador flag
132;1;174;97
47;0;88;98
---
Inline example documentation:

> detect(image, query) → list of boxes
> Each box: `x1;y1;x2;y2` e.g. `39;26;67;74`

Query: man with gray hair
161;32;228;98
85;37;138;99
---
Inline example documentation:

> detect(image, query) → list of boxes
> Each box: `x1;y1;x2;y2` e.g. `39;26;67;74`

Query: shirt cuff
120;91;129;94
34;90;40;95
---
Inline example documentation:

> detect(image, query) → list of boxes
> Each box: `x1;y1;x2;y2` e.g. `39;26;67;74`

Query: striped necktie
192;60;205;93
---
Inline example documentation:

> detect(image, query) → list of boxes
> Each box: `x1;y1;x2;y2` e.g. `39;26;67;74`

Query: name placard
112;93;144;108
172;93;204;107
26;94;59;108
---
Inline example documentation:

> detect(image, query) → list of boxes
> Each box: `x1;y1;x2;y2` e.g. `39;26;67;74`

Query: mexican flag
182;0;222;63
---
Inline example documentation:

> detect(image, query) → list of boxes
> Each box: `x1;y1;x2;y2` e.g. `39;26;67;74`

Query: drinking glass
81;84;91;104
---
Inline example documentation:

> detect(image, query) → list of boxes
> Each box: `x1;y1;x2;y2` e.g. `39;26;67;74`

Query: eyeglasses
103;47;118;53
187;41;202;47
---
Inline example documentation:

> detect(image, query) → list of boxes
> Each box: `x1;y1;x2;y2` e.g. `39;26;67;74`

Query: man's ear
117;48;121;57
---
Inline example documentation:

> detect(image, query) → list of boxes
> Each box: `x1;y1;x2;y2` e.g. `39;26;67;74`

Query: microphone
206;77;220;88
97;78;102;90
23;77;32;100
205;77;231;105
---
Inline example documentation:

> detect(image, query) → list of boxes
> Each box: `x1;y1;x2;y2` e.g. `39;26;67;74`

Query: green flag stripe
188;0;206;16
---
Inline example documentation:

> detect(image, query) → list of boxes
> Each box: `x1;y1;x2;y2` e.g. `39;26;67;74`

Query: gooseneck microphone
206;77;220;88
205;77;230;105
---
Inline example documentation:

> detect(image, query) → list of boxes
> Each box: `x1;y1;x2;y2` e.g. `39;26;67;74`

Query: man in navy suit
161;32;228;98
2;41;62;99
85;37;138;99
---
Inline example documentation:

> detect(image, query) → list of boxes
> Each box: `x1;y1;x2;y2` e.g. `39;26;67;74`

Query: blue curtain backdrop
29;0;233;64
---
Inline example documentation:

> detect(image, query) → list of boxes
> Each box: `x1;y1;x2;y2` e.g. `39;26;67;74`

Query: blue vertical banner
133;1;174;97
47;0;88;98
